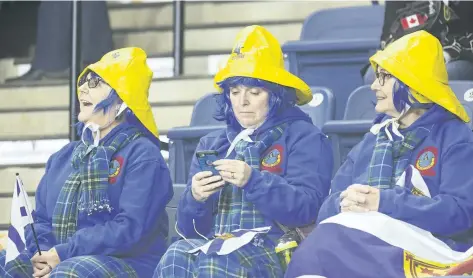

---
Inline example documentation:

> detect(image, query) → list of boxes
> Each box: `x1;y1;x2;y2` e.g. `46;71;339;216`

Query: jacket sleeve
379;142;473;235
176;139;216;238
316;155;355;223
243;129;333;227
54;159;173;261
25;156;57;257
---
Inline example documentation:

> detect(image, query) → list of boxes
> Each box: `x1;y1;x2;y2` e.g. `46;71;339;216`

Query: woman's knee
196;253;247;277
0;250;33;277
50;255;135;278
154;240;202;277
160;240;199;263
49;257;86;278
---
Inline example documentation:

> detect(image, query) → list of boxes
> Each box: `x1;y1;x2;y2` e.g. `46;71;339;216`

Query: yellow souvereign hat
213;25;312;105
369;30;469;123
78;47;159;137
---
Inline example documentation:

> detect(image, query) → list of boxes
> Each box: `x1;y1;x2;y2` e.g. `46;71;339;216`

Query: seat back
449;81;473;130
344;85;377;120
283;39;379;120
166;183;186;245
283;4;384;120
300;87;335;128
190;93;221;126
323;85;377;173
300;5;385;40
168;93;225;183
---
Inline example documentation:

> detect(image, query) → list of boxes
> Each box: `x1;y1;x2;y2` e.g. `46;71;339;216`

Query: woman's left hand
213;159;253;188
340;184;380;212
31;248;61;277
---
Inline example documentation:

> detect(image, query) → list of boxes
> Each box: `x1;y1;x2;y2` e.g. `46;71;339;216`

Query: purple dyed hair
214;76;297;129
391;78;433;113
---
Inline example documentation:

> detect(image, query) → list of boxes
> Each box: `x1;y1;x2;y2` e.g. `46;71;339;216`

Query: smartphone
196;150;219;176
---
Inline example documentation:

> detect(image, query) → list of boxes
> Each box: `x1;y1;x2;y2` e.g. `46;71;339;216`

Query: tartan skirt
154;238;284;278
0;249;137;278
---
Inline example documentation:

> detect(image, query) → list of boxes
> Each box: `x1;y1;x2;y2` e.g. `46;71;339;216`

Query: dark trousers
32;1;113;71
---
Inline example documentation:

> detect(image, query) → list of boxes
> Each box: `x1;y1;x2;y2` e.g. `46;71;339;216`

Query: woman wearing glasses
286;30;473;277
0;47;173;278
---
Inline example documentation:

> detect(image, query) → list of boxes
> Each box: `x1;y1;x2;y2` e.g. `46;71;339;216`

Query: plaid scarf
52;125;142;243
214;124;287;235
367;124;431;189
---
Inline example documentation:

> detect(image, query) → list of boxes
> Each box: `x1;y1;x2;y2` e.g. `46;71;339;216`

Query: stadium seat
300;86;335;128
166;183;186;245
168;93;225;184
299;5;385;41
322;85;376;174
283;5;384;120
449;81;473;130
189;93;222;126
283;38;379;120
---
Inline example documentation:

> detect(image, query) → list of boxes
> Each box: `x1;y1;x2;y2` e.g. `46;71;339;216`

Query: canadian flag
401;14;427;30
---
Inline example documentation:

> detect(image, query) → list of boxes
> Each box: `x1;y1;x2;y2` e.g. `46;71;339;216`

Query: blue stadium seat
449;81;473;130
283;39;379;120
190;93;222;126
168;93;225;184
300;5;385;40
166;183;186;245
323;85;376;173
343;85;377;120
283;5;384;120
300;86;335;128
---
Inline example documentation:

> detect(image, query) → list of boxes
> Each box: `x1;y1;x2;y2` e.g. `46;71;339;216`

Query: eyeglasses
375;71;393;86
78;75;103;89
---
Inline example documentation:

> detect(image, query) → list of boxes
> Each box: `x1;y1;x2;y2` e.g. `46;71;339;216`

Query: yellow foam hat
370;30;469;123
78;47;159;137
214;25;312;105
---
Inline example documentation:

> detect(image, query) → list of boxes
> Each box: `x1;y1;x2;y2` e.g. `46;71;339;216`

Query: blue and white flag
5;175;34;266
286;212;473;278
286;167;473;278
188;226;271;255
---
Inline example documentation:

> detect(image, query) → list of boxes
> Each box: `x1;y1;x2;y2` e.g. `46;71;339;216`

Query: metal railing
68;1;185;141
69;0;81;142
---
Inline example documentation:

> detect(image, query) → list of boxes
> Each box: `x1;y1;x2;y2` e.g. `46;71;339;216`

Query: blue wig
214;76;297;129
391;78;433;113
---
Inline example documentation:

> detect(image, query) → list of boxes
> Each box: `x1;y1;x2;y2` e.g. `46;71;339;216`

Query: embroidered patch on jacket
415;147;438;176
109;156;124;184
261;145;283;173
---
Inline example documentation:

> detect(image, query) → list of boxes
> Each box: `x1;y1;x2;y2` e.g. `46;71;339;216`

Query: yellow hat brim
213;61;312;105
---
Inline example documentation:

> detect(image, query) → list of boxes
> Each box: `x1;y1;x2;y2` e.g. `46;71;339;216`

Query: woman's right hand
191;171;225;202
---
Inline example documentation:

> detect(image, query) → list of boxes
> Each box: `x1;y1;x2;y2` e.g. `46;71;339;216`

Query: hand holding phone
196;150;219;176
192;151;224;202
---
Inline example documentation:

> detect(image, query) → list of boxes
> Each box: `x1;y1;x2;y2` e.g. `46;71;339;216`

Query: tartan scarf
52;125;142;243
214;123;287;235
367;124;431;189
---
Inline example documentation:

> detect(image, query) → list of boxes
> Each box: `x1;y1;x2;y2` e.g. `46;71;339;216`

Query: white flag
5;175;34;266
187;227;271;255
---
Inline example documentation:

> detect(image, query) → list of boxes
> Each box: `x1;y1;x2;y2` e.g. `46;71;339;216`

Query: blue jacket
25;123;173;276
318;106;473;251
177;107;333;244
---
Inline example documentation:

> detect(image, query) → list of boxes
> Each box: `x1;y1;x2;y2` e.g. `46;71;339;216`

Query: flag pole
16;173;42;256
